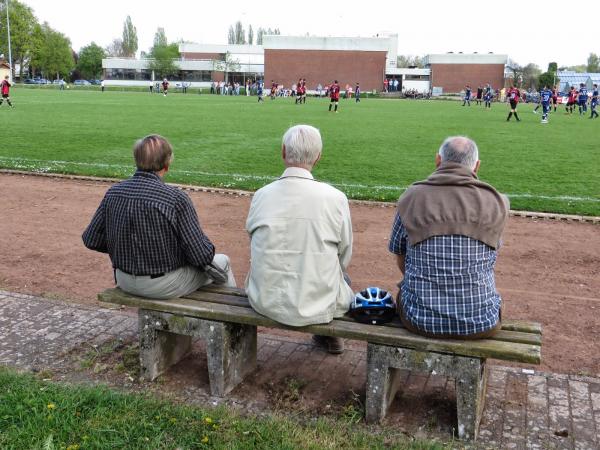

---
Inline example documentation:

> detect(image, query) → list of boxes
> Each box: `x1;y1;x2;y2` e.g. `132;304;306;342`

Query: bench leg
365;345;405;423
138;309;192;381
455;359;488;441
203;321;257;397
365;343;487;441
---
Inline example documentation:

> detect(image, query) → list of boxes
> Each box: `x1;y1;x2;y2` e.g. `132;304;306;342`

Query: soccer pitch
1;88;599;216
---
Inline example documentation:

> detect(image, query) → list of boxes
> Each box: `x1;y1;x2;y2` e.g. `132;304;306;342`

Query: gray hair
282;125;322;165
438;136;479;170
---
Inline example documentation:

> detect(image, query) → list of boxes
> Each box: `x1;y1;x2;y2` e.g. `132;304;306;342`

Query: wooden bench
99;286;542;441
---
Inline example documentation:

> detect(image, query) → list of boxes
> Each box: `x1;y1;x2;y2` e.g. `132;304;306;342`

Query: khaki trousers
116;254;236;300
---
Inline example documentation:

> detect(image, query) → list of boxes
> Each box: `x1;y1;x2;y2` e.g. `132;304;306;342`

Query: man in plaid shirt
82;135;236;299
389;136;508;339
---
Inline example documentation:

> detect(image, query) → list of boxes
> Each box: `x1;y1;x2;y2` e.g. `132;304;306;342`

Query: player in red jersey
551;86;558;112
295;78;303;104
506;85;521;121
162;78;169;96
270;80;277;100
566;87;577;114
301;78;307;104
328;80;340;112
0;75;13;108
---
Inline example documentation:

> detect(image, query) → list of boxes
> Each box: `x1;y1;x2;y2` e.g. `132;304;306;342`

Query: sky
21;0;597;70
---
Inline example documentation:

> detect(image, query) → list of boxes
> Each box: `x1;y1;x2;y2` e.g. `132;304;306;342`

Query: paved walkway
1;290;598;449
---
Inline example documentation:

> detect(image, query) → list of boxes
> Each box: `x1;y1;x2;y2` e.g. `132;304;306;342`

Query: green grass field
1;88;599;216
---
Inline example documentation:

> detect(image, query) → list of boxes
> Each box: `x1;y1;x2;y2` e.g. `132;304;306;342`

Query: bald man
389;136;509;339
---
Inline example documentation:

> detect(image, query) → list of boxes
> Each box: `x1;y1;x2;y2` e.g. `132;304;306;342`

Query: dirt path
1;173;599;375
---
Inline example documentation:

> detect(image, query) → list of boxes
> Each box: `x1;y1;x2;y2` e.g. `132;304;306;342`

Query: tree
521;63;541;89
256;27;265;45
0;0;38;79
397;55;424;68
121;16;138;57
106;38;124;57
148;28;179;79
547;62;558;73
538;72;556;89
212;51;240;82
234;21;245;44
248;25;254;45
30;22;74;80
77;42;106;79
227;26;235;44
587;53;599;73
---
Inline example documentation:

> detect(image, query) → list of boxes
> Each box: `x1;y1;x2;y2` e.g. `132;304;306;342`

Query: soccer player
162;78;169;96
270;80;277;100
566;87;577;114
506;85;521;121
0;75;13;108
590;84;598;119
577;83;588;115
484;89;493;108
328;80;340;112
257;79;264;103
539;85;552;123
551;86;558;112
301;78;307;104
355;82;361;103
295;78;302;104
476;85;483;105
462;85;471;106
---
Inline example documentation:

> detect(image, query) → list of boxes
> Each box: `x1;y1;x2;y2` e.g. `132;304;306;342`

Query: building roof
179;43;263;55
424;53;508;65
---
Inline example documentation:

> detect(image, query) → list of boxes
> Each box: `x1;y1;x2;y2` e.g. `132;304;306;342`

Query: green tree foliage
248;25;254;45
212;51;240;82
30;22;74;79
227;26;235;44
121;16;138;57
538;72;556;89
77;42;106;79
0;0;38;78
547;62;558;73
521;63;542;89
234;21;246;44
587;53;599;73
148;28;179;79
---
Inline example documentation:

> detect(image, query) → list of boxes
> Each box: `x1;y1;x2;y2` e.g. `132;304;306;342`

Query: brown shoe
312;335;344;354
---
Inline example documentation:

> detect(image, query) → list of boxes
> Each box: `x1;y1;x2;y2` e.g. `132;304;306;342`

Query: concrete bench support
138;309;257;396
365;344;488;440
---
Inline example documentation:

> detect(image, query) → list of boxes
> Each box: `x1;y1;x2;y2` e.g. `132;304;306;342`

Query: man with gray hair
246;124;354;353
389;136;509;339
83;134;236;299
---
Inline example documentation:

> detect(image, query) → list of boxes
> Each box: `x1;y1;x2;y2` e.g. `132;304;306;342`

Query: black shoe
312;335;344;354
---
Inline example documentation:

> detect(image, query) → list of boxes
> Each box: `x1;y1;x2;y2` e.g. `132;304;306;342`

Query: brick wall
430;64;505;93
264;49;386;91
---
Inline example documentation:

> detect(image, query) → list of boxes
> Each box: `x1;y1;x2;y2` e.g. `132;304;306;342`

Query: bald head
437;136;479;171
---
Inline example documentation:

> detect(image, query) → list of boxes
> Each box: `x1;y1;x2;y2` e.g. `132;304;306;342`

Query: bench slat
195;286;542;336
187;289;541;345
99;288;540;364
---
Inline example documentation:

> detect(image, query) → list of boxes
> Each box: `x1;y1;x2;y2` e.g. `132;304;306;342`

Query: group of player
463;84;495;109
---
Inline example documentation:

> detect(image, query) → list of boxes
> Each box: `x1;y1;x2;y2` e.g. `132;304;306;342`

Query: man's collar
280;167;314;180
134;170;163;181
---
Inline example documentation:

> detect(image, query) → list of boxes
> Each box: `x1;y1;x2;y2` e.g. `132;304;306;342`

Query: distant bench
99;286;541;441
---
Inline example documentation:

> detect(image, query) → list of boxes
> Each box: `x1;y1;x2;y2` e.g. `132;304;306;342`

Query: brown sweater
397;162;509;249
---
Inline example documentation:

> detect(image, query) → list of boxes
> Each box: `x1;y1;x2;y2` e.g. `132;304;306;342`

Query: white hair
282;125;322;166
438;136;479;170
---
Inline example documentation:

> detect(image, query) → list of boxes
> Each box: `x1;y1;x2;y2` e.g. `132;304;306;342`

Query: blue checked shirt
388;212;501;336
82;171;215;276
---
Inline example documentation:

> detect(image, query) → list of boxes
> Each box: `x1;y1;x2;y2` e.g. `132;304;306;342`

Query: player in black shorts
551;86;558;112
476;86;483;105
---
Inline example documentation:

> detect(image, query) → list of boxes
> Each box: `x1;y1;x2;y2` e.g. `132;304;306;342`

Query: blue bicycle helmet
350;287;396;325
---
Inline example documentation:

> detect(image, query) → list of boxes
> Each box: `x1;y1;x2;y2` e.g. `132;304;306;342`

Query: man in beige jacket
245;124;354;353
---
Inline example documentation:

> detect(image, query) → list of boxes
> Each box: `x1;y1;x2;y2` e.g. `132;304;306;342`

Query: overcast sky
22;0;596;69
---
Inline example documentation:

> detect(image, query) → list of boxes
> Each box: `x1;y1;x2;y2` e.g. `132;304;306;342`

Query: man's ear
435;153;442;167
474;160;481;174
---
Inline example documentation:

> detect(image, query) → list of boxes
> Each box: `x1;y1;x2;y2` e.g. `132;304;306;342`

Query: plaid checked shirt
82;171;215;276
388;212;501;336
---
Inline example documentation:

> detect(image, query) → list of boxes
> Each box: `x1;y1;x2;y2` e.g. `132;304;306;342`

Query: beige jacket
245;167;354;326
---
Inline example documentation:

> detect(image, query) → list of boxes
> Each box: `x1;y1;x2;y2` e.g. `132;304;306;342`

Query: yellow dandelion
201;436;209;444
169;417;177;424
212;424;219;430
204;417;213;424
47;403;56;410
66;445;80;450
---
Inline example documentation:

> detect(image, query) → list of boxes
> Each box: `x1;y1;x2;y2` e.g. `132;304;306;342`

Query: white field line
1;156;599;203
